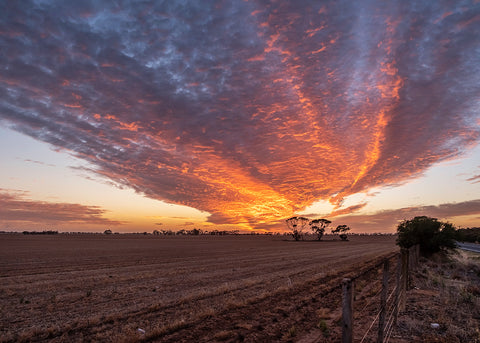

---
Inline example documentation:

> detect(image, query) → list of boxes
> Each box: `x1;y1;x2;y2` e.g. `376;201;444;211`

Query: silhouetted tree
285;216;310;241
310;219;331;240
332;225;350;241
396;216;457;255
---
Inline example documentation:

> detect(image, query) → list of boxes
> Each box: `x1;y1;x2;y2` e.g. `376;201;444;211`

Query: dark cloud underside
1;1;479;228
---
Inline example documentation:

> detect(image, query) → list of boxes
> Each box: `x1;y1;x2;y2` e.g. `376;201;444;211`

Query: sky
0;0;479;233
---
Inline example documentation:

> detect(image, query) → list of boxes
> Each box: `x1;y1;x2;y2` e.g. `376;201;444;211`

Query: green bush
396;216;457;255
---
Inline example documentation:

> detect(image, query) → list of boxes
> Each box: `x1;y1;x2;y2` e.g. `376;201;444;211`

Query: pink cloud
0;190;125;229
467;174;480;184
330;199;480;233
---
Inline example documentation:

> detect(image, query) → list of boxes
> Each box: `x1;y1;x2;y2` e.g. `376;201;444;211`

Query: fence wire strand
359;308;381;343
384;306;397;343
385;285;398;314
357;285;383;315
387;285;397;304
358;259;401;343
343;247;418;342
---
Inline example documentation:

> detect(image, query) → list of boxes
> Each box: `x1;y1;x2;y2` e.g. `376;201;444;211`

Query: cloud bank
0;1;479;228
330;199;480;233
0;189;124;228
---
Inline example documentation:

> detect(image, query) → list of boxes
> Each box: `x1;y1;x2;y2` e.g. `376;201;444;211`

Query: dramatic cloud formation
0;189;124;227
0;1;479;229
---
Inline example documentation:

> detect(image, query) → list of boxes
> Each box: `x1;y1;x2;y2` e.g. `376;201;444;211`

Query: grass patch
394;250;480;342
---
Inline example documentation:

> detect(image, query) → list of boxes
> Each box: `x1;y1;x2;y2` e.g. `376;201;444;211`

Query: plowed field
0;234;397;342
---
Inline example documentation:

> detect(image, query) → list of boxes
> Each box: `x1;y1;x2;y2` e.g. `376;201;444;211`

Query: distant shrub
456;227;480;243
396;216;457;255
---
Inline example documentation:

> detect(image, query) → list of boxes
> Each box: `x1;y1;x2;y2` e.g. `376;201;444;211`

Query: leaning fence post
342;278;354;343
394;254;401;325
377;259;389;343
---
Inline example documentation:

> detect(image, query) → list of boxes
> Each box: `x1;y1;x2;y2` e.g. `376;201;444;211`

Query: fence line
341;245;419;343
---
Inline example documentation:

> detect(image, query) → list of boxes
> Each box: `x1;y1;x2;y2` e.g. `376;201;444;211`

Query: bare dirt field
0;234;398;342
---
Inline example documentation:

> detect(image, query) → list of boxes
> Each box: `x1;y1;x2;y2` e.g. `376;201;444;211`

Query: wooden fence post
408;246;413;272
413;246;417;269
342;278;354;343
394;254;401;325
377;259;389;343
400;249;408;310
409;245;419;270
404;248;410;290
415;244;420;267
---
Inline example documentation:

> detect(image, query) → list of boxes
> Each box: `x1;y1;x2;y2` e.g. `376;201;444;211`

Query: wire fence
341;245;420;343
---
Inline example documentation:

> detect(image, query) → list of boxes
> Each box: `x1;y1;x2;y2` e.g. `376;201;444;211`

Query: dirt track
0;234;397;342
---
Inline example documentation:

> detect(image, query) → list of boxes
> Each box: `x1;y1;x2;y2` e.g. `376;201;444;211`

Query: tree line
22;230;59;235
456;227;480;243
285;215;480;250
285;216;350;241
152;229;241;236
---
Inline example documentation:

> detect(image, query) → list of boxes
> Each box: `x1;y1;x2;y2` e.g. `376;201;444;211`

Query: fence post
400;249;408;311
404;248;410;290
415;244;420;267
408;246;412;270
413;246;416;269
411;246;416;270
394;254;401;325
409;245;419;270
377;259;389;343
342;278;354;343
